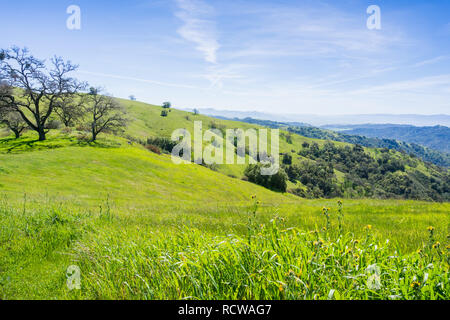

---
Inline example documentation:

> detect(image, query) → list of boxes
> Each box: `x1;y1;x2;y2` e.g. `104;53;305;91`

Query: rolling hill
107;102;449;202
0;98;449;300
0;133;290;206
2;98;449;202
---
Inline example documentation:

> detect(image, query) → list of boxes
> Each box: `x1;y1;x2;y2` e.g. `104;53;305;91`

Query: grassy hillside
1;97;448;202
0;99;449;300
0;133;447;245
117;100;450;201
117;99;347;181
0;134;287;205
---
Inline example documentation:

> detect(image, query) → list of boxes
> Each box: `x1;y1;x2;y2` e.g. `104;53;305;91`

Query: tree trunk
38;128;46;141
91;127;97;141
13;130;20;139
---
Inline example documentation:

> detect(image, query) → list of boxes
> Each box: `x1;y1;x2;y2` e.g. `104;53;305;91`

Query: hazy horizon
193;107;450;127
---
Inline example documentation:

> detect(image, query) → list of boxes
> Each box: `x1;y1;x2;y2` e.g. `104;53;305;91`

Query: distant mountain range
192;108;450;127
322;124;450;154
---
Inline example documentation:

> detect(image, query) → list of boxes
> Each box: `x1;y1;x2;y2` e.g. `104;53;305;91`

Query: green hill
2;98;448;202
0;134;290;205
117;99;450;201
0;98;449;300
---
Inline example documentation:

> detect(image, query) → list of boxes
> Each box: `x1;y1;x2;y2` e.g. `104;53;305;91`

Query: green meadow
0;101;449;300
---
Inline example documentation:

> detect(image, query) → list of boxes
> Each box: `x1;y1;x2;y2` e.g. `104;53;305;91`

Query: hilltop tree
162;102;171;109
85;87;127;141
0;47;86;140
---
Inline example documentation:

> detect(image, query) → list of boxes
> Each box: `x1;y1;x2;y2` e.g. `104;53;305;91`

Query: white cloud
348;74;450;95
175;0;219;64
165;1;449;114
77;70;202;90
221;3;408;61
412;56;450;68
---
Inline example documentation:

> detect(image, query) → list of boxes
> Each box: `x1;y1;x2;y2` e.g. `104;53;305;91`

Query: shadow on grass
0;136;121;154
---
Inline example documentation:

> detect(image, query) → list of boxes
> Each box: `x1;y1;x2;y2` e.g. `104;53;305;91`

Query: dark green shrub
146;137;177;153
244;164;287;192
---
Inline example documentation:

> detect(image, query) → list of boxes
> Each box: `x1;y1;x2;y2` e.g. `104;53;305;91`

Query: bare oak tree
54;94;86;127
0;47;86;141
0;82;27;138
86;88;127;141
0;110;28;138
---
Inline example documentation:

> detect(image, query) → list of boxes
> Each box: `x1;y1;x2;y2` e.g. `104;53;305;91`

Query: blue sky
1;0;449;115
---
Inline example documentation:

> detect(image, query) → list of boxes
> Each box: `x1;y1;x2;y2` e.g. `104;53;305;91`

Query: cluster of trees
238;137;448;201
236;119;449;200
290;142;450;201
288;126;450;168
286;160;341;198
244;163;288;193
0;47;127;141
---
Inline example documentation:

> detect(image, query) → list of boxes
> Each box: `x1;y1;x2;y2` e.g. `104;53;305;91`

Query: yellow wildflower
313;240;324;247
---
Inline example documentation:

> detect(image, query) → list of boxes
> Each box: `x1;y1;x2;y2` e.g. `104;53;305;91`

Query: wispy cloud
348;74;450;95
77;70;203;90
413;56;450;68
175;0;219;64
221;3;408;61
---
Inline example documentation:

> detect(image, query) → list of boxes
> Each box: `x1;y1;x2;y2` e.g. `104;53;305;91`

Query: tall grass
0;197;90;299
1;195;448;300
71;200;449;300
